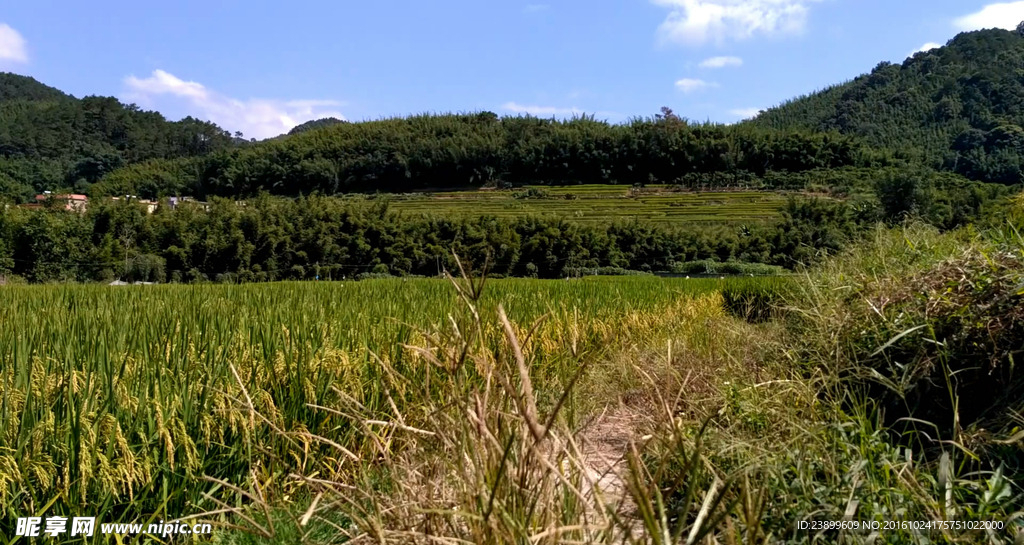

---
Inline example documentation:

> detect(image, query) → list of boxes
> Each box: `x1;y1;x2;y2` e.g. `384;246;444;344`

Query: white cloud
675;78;717;93
729;107;763;119
125;69;207;100
909;42;942;57
0;23;28;64
500;101;583;116
123;70;345;139
652;0;822;46
699;55;743;68
954;2;1024;31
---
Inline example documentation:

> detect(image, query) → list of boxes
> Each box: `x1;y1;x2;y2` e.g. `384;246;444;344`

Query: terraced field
379;185;791;225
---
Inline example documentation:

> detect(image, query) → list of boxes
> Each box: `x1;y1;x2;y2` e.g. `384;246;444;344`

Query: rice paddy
374;186;791;225
3;242;1022;543
0;276;783;529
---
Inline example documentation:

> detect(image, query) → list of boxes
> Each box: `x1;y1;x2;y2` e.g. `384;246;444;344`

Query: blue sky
1;1;1022;139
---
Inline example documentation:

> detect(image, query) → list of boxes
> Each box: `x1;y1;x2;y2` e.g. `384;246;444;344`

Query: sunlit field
0;276;782;529
375;186;792;225
3;228;1022;543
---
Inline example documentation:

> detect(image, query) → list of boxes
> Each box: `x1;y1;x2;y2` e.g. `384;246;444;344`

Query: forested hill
0;73;69;101
752;26;1024;184
0;72;236;202
93;113;866;199
9;21;1024;204
287;117;347;135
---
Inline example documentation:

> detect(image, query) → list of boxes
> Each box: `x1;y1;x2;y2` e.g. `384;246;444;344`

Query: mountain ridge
0;72;236;201
751;26;1024;184
4;26;1024;201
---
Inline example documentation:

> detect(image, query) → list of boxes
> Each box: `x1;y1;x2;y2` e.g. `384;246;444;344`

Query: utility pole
119;225;135;281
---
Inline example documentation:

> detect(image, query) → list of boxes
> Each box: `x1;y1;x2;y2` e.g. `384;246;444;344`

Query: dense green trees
754;26;1024;185
0;74;68;101
89;114;864;199
287;117;347;135
0;196;870;283
869;167;1011;228
0;73;236;201
3;164;1006;283
1;70;870;203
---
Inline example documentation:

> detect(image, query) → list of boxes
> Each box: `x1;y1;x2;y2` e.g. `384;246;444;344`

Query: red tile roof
35;194;89;201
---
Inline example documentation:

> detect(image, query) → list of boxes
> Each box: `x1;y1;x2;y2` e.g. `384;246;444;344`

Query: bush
355;272;393;280
721;280;790;323
874;168;936;222
511;187;549;200
561;266;652;277
0;274;26;285
671;260;786;276
852;248;1024;439
791;223;1024;460
124;253;166;283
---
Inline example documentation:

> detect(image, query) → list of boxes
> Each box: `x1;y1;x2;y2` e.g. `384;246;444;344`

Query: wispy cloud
675;78;718;93
501;102;582;116
0;23;28;64
699;55;743;68
909;42;942;57
123;69;345;139
524;4;550;13
729;107;762;119
954;1;1024;31
652;0;823;46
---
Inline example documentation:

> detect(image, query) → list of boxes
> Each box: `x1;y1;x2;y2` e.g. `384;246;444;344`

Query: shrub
791;223;1024;461
561;266;652;277
511;187;549;200
124;253;166;283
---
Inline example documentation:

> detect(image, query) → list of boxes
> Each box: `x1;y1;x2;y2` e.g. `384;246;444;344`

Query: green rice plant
220;271;763;545
0;275;776;536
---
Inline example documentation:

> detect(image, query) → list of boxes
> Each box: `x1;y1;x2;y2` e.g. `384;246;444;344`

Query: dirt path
577;402;651;524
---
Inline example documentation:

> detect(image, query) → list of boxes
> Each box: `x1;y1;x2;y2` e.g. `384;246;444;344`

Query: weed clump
857;249;1024;438
790;222;1024;485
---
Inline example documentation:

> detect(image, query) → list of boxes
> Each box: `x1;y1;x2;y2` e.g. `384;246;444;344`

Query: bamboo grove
0;196;860;283
90;112;868;200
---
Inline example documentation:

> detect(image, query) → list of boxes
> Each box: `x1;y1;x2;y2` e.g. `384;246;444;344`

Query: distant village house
32;192;89;211
19;193;209;214
111;195;159;214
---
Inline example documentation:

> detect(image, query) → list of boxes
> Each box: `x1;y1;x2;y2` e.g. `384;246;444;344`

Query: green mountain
753;26;1024;184
0;72;236;201
0;73;68;102
92;113;862;199
7;25;1024;204
287;117;347;135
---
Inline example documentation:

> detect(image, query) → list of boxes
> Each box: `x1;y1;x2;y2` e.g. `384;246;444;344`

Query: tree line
1;172;1009;284
0;195;867;283
90;111;870;199
0;73;238;202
